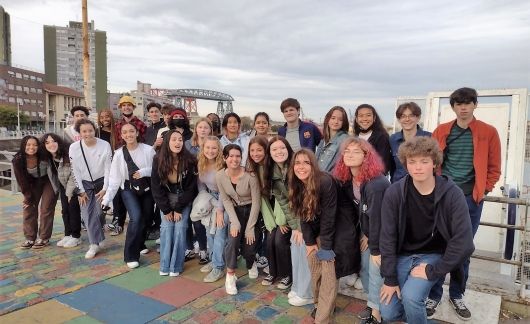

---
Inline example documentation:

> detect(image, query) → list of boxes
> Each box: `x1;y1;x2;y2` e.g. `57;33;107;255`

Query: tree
240;116;253;132
0;105;29;129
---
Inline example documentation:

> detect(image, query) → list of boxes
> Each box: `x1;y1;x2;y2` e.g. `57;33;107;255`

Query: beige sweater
215;169;261;239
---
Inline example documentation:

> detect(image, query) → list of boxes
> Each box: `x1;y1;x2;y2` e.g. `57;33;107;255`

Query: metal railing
475;195;530;299
0;151;17;193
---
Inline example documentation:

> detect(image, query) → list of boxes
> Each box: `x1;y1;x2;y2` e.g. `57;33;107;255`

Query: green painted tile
65;315;104;324
273;295;290;308
168;308;194;321
105;266;171;293
43;278;68;288
273;315;294;324
214;302;235;314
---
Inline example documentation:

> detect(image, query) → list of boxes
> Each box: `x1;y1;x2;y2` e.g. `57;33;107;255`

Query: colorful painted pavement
0;190;443;323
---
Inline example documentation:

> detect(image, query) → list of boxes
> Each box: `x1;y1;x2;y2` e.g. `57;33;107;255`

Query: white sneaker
225;273;238;295
159;271;169;276
288;295;314;307
127;261;139;269
288;291;297;299
63;237;81;248
169;272;180;277
345;273;358;286
156;238;160;244
57;236;71;247
140;248;149;255
354;278;363;290
85;244;100;259
248;261;258;279
200;262;213;273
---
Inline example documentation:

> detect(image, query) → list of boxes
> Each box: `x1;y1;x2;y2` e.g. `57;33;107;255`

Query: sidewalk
0;190;495;323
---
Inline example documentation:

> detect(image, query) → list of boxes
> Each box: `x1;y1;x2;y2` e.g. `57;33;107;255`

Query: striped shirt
442;124;475;195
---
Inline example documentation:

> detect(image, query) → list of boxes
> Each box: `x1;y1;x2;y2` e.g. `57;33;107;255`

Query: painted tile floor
0;190;443;323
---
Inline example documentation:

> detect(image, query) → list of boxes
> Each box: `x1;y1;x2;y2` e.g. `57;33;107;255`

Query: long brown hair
288;149;321;222
156;129;196;185
98;108;116;150
323;106;349;143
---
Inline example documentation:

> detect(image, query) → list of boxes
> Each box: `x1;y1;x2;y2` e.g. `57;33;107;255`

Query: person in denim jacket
316;106;350;172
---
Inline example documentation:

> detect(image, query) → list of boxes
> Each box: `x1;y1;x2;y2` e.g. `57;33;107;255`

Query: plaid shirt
115;116;147;148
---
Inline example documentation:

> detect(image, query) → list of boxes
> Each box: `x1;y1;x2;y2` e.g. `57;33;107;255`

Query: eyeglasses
399;114;417;120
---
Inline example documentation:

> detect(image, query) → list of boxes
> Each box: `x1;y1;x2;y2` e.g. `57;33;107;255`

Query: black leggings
59;185;81;238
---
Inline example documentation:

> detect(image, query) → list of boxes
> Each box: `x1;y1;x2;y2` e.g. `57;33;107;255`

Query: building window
37;100;43;104
36;77;42;82
16;85;22;91
30;88;36;93
30;75;36;81
23;74;29;80
8;71;14;77
7;84;14;90
23;86;29;93
15;73;22;78
8;97;15;103
31;99;37;104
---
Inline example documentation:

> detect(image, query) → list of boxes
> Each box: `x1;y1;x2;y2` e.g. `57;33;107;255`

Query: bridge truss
149;88;234;117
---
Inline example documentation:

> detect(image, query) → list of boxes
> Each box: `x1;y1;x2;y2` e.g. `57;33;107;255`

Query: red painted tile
141;277;216;308
344;300;366;314
258;291;277;303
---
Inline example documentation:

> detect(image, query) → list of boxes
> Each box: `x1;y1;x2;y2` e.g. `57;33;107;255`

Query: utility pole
81;0;92;110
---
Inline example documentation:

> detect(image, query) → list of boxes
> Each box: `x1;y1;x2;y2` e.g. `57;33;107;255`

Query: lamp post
16;98;20;136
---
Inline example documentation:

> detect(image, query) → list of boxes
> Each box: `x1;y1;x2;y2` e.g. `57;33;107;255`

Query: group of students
13;87;501;324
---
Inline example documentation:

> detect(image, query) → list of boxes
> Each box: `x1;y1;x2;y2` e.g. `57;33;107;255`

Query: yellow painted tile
1;300;83;324
14;285;44;297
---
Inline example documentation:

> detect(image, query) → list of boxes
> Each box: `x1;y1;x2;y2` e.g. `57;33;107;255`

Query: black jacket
335;180;362;277
144;120;165;146
300;172;337;251
380;175;474;287
366;129;393;175
150;155;198;214
359;175;390;256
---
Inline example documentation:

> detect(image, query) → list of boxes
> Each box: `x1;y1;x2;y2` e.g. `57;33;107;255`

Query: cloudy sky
5;0;530;124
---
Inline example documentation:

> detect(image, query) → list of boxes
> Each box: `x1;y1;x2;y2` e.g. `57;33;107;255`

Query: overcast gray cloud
5;0;530;123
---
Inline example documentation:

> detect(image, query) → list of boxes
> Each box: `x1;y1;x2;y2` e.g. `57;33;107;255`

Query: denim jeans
290;235;313;299
360;248;384;310
429;195;483;301
121;189;153;262
159;204;191;273
206;212;229;269
380;253;442;324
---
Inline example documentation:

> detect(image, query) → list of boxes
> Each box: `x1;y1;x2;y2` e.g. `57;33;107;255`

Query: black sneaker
358;306;372;320
449;297;471;321
426;297;440;319
360;315;381;324
277;276;292;290
184;249;195;262
261;275;275;286
310;308;317;319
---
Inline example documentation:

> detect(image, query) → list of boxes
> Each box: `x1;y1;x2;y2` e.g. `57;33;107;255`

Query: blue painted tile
256;306;279;320
235;291;254;302
56;282;174;324
0;278;15;286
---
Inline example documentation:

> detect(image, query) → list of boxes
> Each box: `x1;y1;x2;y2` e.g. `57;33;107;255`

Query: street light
16;98;21;135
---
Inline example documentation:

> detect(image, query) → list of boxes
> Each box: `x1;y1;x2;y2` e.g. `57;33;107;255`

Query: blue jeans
121;189;153;262
290;235;313;299
360;248;384;310
380;253;441;324
159;205;191;273
429;195;483;301
207;212;229;269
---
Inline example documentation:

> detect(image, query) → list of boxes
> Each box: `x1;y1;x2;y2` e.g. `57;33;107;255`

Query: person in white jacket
102;123;156;269
69;119;112;259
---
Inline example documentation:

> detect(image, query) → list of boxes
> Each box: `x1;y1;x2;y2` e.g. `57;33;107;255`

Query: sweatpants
22;177;57;241
267;226;292;279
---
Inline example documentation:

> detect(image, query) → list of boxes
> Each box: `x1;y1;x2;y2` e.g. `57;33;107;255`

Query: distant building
43;20;107;110
131;81;173;118
43;83;85;133
106;92;121;119
0;6;11;66
0;65;45;129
